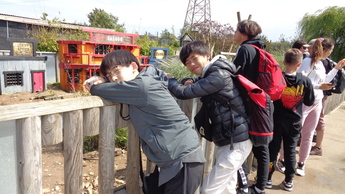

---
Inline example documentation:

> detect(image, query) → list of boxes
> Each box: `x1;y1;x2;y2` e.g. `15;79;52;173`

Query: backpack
247;44;286;101
214;63;274;147
324;58;345;94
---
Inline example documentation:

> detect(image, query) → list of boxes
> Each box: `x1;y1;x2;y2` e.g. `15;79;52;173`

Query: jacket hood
208;56;239;75
242;38;265;49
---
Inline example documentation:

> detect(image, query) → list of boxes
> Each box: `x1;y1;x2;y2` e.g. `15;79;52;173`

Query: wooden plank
63;110;83;194
83;108;100;136
98;105;116;194
203;141;215;180
126;122;142;194
16;117;42;194
0;96;115;122
41;114;63;145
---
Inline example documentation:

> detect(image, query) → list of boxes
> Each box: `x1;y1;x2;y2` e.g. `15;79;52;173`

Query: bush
83;127;128;152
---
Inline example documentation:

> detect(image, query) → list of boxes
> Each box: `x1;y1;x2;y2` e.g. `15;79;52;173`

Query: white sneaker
295;162;305;176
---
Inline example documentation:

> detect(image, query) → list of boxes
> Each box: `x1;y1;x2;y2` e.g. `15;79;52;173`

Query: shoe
295;162;305;176
265;180;272;189
279;180;293;191
310;146;322;156
248;185;265;194
275;159;285;174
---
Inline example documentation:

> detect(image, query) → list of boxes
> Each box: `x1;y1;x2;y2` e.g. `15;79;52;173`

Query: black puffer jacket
168;57;249;146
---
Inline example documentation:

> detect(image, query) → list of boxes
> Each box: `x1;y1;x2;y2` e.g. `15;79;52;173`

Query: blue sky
1;0;344;42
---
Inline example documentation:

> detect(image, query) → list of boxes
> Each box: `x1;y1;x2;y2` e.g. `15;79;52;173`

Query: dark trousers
161;162;204;194
237;162;249;189
268;116;301;182
252;144;270;190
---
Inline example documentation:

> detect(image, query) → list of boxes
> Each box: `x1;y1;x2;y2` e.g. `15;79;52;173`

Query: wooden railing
0;96;212;194
1;92;344;194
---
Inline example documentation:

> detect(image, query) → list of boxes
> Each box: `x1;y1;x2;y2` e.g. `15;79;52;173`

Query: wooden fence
1;92;344;194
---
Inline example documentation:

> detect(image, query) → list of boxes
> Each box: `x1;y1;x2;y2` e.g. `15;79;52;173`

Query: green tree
87;8;125;32
27;13;89;52
298;6;345;61
135;35;158;56
159;28;180;55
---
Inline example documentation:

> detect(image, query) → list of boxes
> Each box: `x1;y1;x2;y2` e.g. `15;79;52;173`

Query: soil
0;89;129;194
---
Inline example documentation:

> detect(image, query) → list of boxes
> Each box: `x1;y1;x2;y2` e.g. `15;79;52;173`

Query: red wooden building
57;28;148;92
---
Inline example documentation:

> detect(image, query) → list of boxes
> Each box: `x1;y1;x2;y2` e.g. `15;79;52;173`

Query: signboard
13;42;33;56
90;32;133;44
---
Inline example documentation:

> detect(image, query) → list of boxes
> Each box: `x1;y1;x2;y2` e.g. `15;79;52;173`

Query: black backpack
214;64;274;147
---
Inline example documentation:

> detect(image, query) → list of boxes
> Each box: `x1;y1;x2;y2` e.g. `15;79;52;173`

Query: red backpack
249;44;286;101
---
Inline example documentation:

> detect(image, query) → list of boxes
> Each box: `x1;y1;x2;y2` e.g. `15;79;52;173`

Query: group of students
83;19;345;194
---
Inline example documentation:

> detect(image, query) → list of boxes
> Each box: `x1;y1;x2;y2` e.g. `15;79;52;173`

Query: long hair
310;38;334;67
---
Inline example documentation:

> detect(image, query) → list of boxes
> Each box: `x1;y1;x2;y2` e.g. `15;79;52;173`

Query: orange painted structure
57;28;149;92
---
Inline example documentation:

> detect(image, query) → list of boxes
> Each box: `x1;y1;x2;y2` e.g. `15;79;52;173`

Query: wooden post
63;110;83;194
16;117;42;194
126;122;142;194
237;11;241;22
203;141;215;179
41;114;63;145
83;108;100;136
98;105;116;194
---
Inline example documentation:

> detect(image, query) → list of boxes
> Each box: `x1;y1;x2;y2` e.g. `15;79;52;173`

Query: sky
1;0;345;42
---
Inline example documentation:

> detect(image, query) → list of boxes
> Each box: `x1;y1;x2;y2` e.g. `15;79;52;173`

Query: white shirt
298;57;338;104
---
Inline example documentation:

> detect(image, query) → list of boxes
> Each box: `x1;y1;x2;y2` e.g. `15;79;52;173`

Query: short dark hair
100;50;141;76
284;48;302;65
292;40;308;49
179;41;210;65
236;20;262;40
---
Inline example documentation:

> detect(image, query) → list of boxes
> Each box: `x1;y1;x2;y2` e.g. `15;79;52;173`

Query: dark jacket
168;57;249;146
273;72;315;121
233;38;265;83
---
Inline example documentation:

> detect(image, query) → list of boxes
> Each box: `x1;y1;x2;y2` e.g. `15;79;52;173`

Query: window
95;44;110;55
4;71;24;87
68;44;78;53
66;69;82;84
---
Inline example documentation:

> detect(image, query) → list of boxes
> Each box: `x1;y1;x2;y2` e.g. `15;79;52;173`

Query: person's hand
83;76;106;91
166;73;174;78
334;59;345;70
319;83;335;90
183;79;193;86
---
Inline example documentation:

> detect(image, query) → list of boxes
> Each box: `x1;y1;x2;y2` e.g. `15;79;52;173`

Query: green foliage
83;135;99;153
27;13;89;52
115;127;128;149
298;6;345;61
87;8;126;32
158;56;196;81
135;35;158;56
82;127;128;152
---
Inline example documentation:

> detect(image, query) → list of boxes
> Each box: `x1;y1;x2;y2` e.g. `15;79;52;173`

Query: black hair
179;41;210;65
100;50;141;76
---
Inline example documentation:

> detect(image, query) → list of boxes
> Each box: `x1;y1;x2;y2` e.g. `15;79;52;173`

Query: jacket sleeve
168;69;229;100
90;78;147;106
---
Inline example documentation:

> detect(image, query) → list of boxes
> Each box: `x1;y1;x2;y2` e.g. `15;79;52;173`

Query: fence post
16;116;42;194
98;105;116;194
126;122;142;194
63;110;83;194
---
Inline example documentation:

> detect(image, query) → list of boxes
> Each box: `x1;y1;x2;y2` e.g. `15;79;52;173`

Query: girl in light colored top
296;37;345;177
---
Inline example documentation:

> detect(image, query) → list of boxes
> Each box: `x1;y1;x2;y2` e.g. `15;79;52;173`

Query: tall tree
87;8;126;32
190;20;235;56
298;6;345;61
